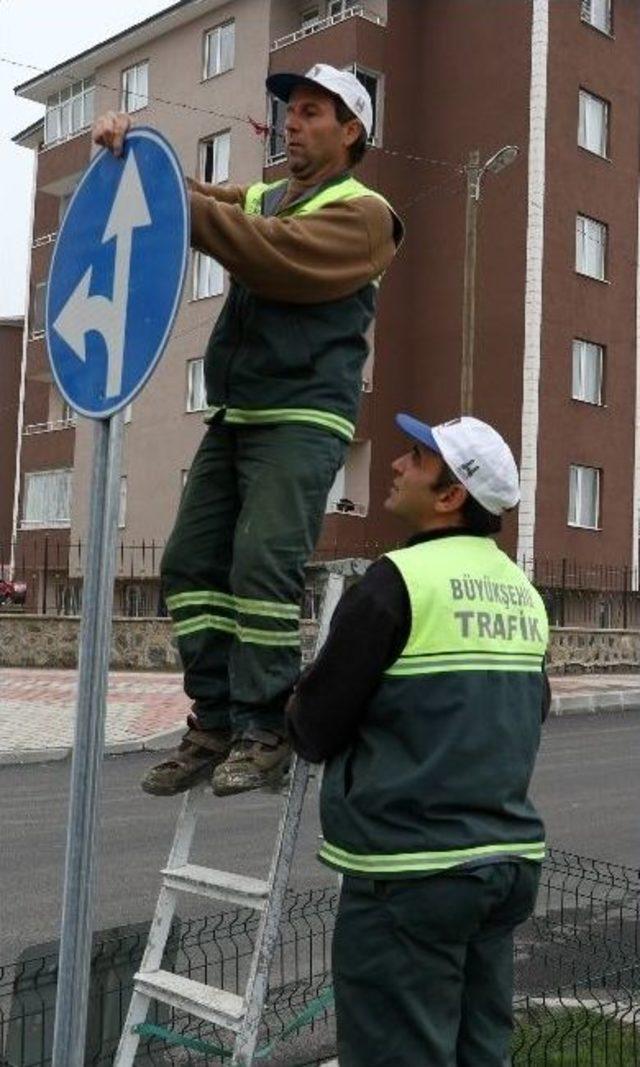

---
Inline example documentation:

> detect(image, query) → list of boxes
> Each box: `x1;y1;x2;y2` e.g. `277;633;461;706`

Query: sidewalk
0;667;639;765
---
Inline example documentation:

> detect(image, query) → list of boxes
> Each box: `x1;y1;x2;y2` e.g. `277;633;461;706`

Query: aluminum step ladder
113;563;358;1067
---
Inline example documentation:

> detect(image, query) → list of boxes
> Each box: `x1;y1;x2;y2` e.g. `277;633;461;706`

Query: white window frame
44;78;95;146
578;89;609;158
203;21;235;80
266;96;287;165
192;251;224;301
576;214;607;281
329;0;359;17
121;61;149;113
572;339;604;405
568;464;601;530
326;441;371;517
199;130;231;184
186;358;207;412
118;476;128;529
581;0;612;35
22;469;72;528
31;281;47;337
345;63;383;146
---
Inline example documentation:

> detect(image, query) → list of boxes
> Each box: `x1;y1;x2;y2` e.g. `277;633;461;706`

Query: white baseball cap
396;413;521;516
266;63;373;138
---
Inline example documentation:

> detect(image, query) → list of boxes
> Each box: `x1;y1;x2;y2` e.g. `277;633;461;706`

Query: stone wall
1;614;640;673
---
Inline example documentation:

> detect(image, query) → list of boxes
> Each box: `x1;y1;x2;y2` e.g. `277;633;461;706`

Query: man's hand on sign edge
92;111;132;158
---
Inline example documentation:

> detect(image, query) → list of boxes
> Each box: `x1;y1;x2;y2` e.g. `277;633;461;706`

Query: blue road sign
46;126;188;419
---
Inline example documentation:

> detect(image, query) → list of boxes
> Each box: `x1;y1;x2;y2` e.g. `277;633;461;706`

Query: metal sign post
51;412;123;1065
44;127;188;1067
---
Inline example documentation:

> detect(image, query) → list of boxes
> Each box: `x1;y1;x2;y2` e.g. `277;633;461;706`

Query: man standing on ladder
287;413;550;1067
94;64;403;797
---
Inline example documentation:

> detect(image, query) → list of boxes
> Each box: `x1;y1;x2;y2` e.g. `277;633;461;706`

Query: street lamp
460;145;519;414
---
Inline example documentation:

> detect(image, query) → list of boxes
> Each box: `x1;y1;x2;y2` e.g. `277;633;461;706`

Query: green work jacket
203;174;400;442
319;535;550;877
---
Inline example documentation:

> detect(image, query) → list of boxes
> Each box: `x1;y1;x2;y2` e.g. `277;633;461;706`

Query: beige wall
71;0;272;551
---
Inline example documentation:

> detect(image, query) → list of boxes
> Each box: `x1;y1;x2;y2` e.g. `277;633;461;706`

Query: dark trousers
333;862;541;1067
161;422;346;734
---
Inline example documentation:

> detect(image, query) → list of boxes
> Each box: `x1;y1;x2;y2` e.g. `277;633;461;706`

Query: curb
2;693;640;767
550;691;640;716
0;725;185;767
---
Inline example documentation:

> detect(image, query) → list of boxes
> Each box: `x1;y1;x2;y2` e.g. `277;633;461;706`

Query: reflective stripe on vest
318;838;547;875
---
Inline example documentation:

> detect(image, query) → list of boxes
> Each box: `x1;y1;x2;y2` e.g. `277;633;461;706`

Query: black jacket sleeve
285;559;410;763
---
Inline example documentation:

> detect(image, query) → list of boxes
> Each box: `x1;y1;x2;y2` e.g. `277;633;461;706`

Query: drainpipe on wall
517;0;550;572
632;181;640;587
10;148;37;578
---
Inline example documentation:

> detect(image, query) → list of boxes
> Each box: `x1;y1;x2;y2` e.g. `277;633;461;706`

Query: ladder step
161;864;269;910
133;970;245;1031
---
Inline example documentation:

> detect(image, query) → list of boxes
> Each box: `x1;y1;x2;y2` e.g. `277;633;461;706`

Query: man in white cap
287;414;550;1067
93;65;403;797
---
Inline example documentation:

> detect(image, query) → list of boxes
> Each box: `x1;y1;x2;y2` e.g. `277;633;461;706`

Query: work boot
141;725;232;796
211;728;291;797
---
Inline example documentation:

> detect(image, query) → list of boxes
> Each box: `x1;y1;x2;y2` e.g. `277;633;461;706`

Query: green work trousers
161;421;346;735
332;861;541;1067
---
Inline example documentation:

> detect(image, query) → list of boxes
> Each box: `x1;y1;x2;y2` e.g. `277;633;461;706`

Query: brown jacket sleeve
186;178;249;206
189;193;398;304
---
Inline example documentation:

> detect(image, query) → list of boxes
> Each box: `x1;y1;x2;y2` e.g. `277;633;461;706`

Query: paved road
0;710;638;968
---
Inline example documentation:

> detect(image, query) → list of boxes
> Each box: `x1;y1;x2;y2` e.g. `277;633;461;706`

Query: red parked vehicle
0;578;27;607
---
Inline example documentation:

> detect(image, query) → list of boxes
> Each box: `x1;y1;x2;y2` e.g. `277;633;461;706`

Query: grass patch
513;1007;638;1065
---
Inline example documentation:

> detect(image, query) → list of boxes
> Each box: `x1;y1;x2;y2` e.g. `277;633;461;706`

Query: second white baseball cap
396;414;521;516
266;63;373;138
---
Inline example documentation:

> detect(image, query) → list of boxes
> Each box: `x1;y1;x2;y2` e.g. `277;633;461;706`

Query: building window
44;78;95;145
199;130;230;184
59;190;74;224
203;21;235;79
186;358;207;412
362;321;375;392
267;96;287;165
581;0;612;35
568;464;601;529
121;61;149;113
192;251;224;300
326;441;371;516
572;340;604;405
31;281;47;336
576;214;607;280
118;476;128;528
329;0;358;17
578;90;609;157
346;65;381;145
302;7;321;32
22;470;71;527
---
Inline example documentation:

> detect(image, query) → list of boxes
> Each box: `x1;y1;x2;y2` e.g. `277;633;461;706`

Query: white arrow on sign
53;149;152;398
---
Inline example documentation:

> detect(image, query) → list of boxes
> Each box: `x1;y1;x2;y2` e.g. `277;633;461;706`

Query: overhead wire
1;51;462;174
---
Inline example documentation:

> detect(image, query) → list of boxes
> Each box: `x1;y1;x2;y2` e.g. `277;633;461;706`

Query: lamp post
460;145;519;414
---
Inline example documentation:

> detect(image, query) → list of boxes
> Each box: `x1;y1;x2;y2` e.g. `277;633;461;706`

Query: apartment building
12;0;640;613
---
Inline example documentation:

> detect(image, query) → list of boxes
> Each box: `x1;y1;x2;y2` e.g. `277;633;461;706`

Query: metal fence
4;537;640;628
1;849;638;1065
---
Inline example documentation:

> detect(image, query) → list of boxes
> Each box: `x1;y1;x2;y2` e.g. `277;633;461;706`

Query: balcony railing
270;4;386;52
24;418;77;435
32;232;58;249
